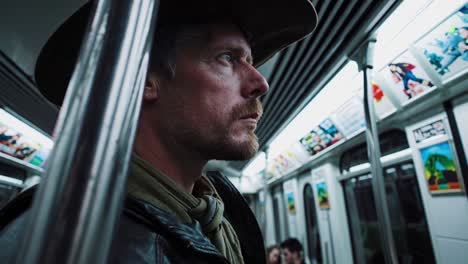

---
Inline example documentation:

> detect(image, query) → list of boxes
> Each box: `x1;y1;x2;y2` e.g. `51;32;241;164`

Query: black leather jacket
0;171;266;264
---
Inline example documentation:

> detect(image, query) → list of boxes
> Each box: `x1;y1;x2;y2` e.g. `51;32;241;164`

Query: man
281;238;306;264
0;0;317;263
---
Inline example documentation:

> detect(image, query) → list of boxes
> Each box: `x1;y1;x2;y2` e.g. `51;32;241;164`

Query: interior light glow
242;151;266;177
268;62;360;157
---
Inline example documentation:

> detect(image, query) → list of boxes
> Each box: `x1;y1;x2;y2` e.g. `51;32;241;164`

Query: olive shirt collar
127;155;244;264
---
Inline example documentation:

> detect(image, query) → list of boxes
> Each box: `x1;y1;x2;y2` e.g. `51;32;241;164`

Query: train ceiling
0;0;402;176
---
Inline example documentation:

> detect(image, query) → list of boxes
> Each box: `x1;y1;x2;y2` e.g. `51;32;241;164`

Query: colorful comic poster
0;122;39;162
316;181;330;209
0;109;53;167
420;141;463;194
380;51;436;103
414;4;468;80
286;192;296;214
299;119;344;156
413;119;447;143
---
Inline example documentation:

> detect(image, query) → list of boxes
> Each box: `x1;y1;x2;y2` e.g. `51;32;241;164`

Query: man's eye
218;52;234;63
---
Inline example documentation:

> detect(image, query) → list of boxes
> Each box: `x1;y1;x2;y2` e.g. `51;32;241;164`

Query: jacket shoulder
0;187;226;264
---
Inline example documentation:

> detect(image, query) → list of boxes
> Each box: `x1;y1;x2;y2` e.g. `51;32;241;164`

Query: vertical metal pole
262;148;270;236
325;211;336;264
360;38;399;264
15;0;159;263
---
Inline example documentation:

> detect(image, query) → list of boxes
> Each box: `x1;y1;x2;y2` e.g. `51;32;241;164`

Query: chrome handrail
15;0;159;263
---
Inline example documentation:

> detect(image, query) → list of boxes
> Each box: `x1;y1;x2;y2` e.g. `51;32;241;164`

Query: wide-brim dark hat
35;0;317;106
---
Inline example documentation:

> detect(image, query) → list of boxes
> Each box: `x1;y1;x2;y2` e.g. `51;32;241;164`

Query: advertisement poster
0;109;53;167
299;118;344;156
414;4;468;80
420;141;463;194
283;180;297;215
286;192;296;214
413;119;447;143
372;81;396;118
333;97;366;137
0;122;40;162
379;51;436;103
316;181;330;209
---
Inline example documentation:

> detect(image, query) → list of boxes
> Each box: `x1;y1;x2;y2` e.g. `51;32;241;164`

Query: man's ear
143;74;160;102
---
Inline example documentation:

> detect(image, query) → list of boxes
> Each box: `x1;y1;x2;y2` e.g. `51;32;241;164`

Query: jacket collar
124;195;228;260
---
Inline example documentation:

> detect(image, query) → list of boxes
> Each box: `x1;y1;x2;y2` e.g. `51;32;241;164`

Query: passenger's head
267;245;281;264
33;1;318;163
141;21;268;161
280;238;304;264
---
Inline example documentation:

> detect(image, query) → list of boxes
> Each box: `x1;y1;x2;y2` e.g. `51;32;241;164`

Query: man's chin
227;138;259;160
210;137;259;161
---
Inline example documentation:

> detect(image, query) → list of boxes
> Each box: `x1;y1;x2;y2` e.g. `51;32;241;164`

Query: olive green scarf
127;155;244;264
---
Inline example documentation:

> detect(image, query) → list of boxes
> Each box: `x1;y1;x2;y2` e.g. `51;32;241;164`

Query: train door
311;164;354;264
406;112;468;263
299;174;323;264
340;130;436;264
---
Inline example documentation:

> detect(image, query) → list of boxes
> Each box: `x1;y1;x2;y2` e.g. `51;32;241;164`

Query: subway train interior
1;0;468;263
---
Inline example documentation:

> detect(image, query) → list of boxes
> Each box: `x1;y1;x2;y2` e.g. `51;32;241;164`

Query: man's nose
241;64;269;98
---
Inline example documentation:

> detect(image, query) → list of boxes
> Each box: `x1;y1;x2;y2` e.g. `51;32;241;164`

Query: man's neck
133;123;206;193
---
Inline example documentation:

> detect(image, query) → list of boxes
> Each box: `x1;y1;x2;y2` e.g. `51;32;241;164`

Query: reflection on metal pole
262;148;269;237
351;36;399;264
15;0;159;263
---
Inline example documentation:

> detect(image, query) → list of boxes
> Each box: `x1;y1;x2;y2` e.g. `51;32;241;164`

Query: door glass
343;162;435;264
304;184;323;263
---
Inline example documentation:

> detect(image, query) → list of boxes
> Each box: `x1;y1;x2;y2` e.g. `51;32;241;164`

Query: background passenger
281;238;305;264
267;245;281;264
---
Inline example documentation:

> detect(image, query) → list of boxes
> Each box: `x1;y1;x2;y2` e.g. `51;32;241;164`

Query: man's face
282;248;299;264
153;23;269;161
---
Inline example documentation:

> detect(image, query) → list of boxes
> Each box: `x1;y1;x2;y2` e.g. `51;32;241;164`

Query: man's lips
240;112;261;120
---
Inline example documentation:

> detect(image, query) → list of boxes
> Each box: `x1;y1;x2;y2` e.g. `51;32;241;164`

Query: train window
303;184;322;264
340;129;409;173
343;162;435;264
0;183;20;208
0;162;26;182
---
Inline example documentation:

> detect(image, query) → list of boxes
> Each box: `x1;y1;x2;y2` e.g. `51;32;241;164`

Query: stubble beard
189;99;262;161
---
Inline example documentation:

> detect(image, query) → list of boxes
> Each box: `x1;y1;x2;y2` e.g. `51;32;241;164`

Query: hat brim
35;0;317;106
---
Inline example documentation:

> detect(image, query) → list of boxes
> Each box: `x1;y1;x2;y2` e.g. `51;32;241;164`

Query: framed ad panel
407;115;465;195
315;180;330;210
